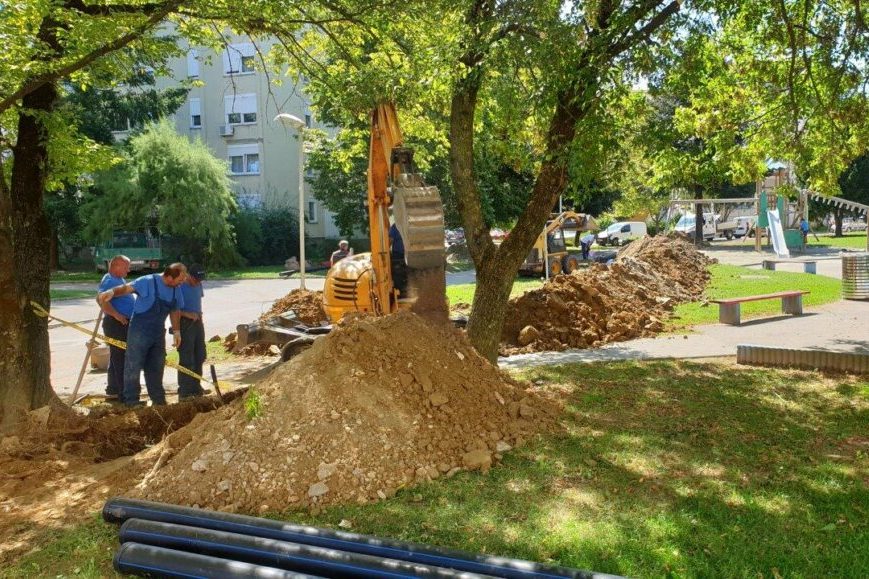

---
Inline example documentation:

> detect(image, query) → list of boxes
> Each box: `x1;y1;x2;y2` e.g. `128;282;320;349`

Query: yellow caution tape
31;301;216;387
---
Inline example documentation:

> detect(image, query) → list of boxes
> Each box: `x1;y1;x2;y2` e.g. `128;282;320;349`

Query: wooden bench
711;290;810;325
762;260;817;274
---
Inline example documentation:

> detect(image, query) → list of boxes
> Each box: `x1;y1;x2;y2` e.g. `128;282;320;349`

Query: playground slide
767;209;790;258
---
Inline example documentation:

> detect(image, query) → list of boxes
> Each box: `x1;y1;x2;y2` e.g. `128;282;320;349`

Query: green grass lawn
808;232;868;250
6;360;867;577
670;263;842;329
447;277;543;307
49;289;94;301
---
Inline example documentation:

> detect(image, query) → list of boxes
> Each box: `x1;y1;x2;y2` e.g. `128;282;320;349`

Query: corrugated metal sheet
842;253;869;300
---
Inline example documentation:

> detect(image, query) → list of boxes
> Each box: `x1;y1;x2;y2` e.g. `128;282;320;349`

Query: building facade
158;35;342;242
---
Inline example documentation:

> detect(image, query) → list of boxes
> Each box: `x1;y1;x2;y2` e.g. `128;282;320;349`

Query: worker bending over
98;263;187;407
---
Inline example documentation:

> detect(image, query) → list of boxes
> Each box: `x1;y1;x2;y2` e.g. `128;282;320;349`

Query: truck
94;229;164;272
674;213;738;240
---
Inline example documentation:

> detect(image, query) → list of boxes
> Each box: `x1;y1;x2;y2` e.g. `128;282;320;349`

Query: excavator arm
323;103;447;323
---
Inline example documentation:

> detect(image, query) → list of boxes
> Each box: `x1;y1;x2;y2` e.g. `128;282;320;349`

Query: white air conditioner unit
219;125;234;137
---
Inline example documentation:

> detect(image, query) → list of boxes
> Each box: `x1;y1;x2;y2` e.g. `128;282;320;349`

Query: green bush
231;206;301;265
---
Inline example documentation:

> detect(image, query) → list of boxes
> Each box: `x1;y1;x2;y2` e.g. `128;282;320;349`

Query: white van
596;221;647;246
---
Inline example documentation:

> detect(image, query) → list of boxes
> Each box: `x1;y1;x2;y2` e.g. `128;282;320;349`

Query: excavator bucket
392;182;446;270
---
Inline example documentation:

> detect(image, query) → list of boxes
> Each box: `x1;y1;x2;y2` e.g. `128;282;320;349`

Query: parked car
445;228;466;244
596;221;647;246
733;216;756;238
489;228;508;241
832;217;868;233
674;213;738;240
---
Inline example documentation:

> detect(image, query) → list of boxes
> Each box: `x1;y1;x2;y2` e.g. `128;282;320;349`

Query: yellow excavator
323;103;447;322
237;104;447;362
518;211;597;277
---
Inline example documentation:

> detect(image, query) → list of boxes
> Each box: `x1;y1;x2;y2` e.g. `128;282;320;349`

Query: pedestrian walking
177;264;207;400
97;255;134;401
98;263;187;407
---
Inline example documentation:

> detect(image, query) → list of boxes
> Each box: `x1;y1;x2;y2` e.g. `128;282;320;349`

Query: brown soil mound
224;289;327;355
135;312;559;512
261;289;327;326
502;234;714;354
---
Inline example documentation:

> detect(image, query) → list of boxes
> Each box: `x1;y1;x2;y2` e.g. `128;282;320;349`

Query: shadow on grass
295;361;868;578
6;361;867;578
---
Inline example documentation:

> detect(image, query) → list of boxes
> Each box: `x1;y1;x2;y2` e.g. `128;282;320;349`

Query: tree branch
0;0;184;116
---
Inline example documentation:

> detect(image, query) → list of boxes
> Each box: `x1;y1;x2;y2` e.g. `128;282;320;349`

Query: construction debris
134;312;559;512
502;234;714;354
223;289;327;355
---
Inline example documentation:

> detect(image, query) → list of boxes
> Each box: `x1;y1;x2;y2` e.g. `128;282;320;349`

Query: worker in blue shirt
98;263;187;407
389;222;408;296
177;264;207;400
97;255;135;401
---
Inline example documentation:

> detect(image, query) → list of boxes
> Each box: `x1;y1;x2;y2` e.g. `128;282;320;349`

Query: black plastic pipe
113;542;320;578
104;498;619;579
120;518;494;578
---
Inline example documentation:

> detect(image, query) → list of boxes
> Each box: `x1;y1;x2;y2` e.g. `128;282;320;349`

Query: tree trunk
0;82;58;431
451;69;591;362
833;208;844;237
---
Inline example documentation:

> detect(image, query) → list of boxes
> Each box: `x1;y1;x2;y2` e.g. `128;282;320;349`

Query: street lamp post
274;113;307;290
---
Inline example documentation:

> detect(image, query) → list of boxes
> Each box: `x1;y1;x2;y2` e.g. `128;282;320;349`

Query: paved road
49;244;867;398
49;272;480;398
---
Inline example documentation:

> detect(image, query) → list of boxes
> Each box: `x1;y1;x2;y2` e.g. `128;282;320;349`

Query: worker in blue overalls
177;264;207;400
98;263;187;407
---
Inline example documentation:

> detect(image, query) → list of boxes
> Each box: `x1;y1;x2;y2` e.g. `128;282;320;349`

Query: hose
113;542;320;578
104;498;616;579
120;518;493;578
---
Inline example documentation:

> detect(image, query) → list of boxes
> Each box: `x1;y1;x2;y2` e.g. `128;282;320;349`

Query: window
186;49;199;77
189;98;201;128
222;43;256;75
224;93;257;125
227;144;260;175
306;200;318;223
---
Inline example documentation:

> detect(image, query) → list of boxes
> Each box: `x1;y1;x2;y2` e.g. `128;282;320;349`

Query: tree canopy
81;119;239;265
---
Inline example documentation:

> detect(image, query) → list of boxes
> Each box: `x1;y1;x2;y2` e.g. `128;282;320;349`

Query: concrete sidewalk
500;298;868;369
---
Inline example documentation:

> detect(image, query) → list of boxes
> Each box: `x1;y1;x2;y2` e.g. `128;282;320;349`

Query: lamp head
274;113;305;131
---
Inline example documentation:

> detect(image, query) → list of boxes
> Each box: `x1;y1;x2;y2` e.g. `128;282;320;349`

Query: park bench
762;259;817;274
711;290;810;325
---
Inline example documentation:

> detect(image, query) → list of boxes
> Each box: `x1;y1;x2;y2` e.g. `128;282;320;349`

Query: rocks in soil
502;234;714;354
135;312;559;511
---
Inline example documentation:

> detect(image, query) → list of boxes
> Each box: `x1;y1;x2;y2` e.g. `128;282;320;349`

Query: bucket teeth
393;184;445;270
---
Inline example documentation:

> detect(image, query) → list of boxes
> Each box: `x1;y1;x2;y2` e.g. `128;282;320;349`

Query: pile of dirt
502;234;714;354
135;312;560;512
260;289;328;326
224;289;327;355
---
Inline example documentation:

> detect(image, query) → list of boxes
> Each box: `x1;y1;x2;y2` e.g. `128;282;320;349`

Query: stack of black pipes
103;497;621;578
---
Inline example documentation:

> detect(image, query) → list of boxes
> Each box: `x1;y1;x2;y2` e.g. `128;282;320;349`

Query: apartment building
160;36;341;242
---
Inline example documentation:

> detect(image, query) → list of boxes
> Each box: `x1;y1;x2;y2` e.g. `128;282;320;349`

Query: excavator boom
324;103;447;323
